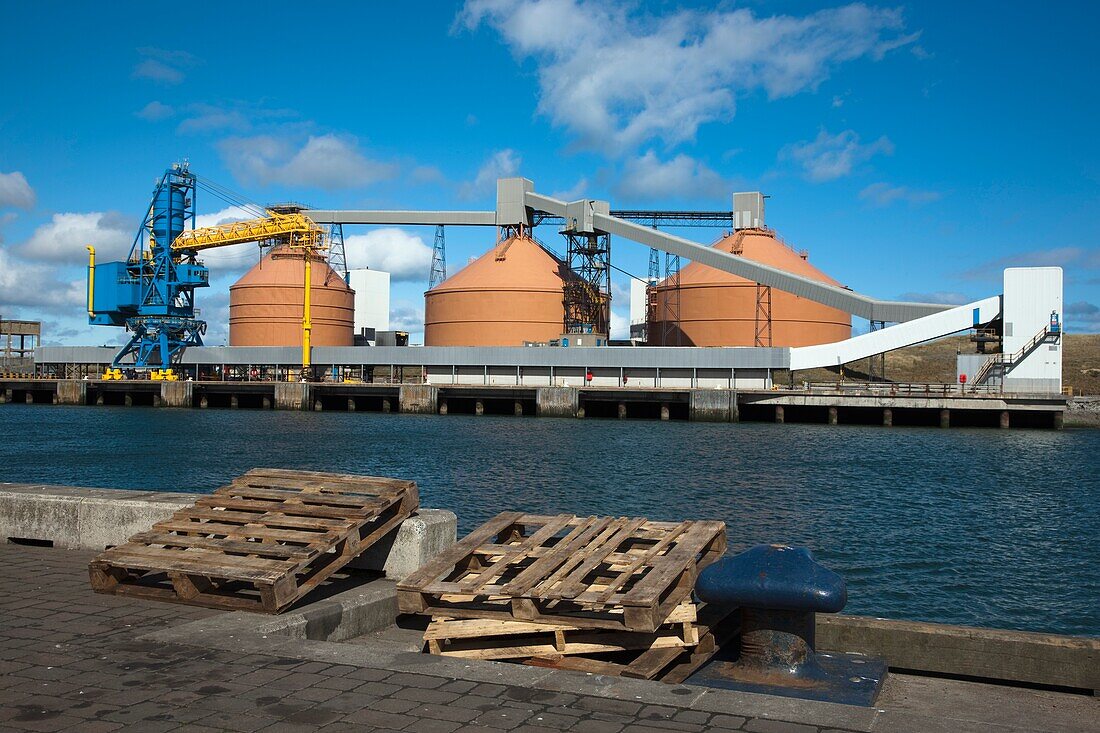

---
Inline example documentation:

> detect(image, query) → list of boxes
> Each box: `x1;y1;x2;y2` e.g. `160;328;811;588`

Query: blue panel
973;307;980;326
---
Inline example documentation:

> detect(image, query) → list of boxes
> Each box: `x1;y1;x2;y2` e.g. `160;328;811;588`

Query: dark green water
3;404;1097;636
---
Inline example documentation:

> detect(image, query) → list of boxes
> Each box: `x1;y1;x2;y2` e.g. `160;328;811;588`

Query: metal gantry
867;320;886;381
563;231;611;335
754;285;773;348
429;225;447;289
661;251;682;346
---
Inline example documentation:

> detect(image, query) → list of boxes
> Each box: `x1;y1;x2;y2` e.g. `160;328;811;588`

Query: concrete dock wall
274;383;310;411
56;380;86;406
818;614;1099;692
0;482;456;581
160;381;193;408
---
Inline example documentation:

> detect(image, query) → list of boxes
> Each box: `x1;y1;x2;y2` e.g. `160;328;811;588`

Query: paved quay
1;542;1096;733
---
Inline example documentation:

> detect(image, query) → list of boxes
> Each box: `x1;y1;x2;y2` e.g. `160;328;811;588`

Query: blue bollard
688;544;886;706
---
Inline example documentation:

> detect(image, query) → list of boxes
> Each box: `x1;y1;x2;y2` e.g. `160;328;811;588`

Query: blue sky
1;0;1097;345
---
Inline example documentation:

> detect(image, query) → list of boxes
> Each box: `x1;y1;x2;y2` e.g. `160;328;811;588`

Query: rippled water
3;404;1097;636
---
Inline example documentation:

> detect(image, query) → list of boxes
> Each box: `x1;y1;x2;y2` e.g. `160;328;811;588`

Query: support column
123;394;133;407
514;400;523;417
660;403;670;421
57;380;87;406
883;408;893;427
313;399;323;412
475;400;485;416
689;389;734;422
535;387;579;418
439;399;448;416
199;395;209;409
999;410;1010;429
775;405;784;424
347;398;356;412
96;393;104;406
939;409;950;429
399;385;439;414
262;396;271;409
230;395;239;409
617;402;627;419
1053;411;1064;430
274;383;310;411
159;382;193;408
382;398;392;413
828;406;838;426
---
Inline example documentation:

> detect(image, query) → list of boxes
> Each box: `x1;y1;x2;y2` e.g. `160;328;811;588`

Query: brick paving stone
470;706;535;729
372;697;421;714
391;685;462;704
743;720;818;733
385;671;448;688
575;697;642;717
404;718;463;733
340;707;411;728
408;702;484;723
708;714;749;730
568;719;626;733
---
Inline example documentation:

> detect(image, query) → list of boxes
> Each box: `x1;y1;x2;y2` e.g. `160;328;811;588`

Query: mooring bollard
690;544;886;705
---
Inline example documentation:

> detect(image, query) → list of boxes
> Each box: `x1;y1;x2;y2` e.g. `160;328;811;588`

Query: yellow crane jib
171;211;327;253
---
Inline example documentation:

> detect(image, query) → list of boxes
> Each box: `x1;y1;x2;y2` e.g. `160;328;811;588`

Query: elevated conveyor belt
788;296;1002;371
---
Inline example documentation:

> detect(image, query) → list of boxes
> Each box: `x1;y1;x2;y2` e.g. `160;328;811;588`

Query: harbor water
3;404;1097;637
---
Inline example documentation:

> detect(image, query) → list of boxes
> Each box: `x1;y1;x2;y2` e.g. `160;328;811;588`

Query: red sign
959;374;967;384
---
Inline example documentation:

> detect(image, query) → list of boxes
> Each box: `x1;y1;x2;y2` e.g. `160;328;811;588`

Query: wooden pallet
523;602;739;682
425;600;701;660
398;512;726;632
88;468;418;613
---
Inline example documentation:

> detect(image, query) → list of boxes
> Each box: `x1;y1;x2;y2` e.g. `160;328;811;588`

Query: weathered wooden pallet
88;468;418;613
424;601;701;660
398;512;726;632
522;602;739;682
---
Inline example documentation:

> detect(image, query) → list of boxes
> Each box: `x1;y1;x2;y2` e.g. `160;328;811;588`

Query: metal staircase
972;321;1059;386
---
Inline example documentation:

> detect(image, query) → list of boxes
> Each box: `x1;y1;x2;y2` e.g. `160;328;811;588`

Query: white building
348;269;390;340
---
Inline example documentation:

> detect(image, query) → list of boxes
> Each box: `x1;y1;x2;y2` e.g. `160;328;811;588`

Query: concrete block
399;384;438;414
274;383;310;411
536;386;578;417
254;579;399;642
56;380;87;406
349;509;457;580
0;487;82;546
160;381;193;408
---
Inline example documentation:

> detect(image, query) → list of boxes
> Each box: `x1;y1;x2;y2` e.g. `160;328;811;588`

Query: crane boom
172;211;324;253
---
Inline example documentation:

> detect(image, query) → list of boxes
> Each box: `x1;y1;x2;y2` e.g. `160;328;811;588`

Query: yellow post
302;250;312;372
85;245;96;318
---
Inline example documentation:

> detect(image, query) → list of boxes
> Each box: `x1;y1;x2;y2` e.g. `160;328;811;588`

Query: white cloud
609;307;630;340
460;1;914;154
136;101;174;121
177;104;249;134
0;247;85;311
132;47;197;84
460;149;521;199
551;177;588;200
860;182;940;207
390;301;426;333
344;228;433;282
191;206;265;274
0;171;36;209
17;211;133;263
219;134;397;190
783;129;893;181
614;151;727;201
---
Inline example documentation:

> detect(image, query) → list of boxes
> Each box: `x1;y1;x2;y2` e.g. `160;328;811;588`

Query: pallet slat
89;469;419;613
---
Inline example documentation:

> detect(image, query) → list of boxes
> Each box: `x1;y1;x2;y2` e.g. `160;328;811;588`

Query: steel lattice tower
429;225;447;289
328;223;348;284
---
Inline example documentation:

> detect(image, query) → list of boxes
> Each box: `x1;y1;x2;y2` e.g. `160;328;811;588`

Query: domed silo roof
650;229;851;347
229;245;355;347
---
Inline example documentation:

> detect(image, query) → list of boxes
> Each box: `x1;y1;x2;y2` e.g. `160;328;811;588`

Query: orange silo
650;229;851;347
424;234;570;346
229;245;355;347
